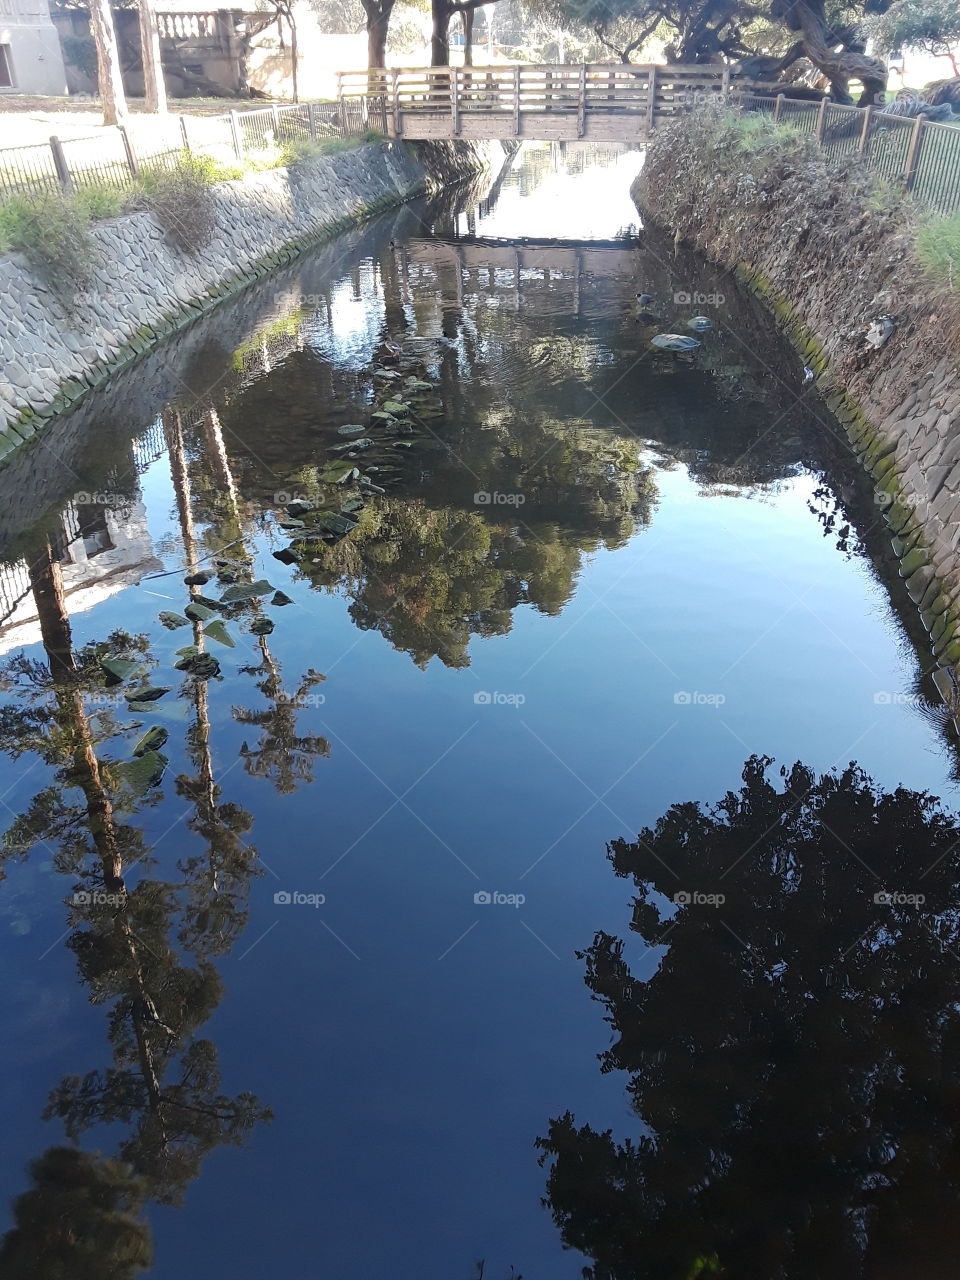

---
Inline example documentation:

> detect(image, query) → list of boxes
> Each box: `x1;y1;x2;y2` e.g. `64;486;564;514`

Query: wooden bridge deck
336;64;758;142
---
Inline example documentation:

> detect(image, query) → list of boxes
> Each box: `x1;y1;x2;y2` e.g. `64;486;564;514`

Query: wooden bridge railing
335;64;743;140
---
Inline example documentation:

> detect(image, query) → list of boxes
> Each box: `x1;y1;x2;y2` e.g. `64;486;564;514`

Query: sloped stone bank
634;115;960;713
0;138;506;458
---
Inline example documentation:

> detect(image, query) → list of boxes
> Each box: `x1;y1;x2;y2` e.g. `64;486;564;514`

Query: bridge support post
646;64;657;134
450;67;460;137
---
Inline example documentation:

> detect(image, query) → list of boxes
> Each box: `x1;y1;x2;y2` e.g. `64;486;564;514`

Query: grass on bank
0;130;386;285
664;107;959;295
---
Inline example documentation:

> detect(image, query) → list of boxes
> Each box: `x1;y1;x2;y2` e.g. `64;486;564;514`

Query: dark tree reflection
538;755;960;1280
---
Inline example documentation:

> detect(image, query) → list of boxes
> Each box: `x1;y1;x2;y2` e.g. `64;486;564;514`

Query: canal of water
1;142;958;1280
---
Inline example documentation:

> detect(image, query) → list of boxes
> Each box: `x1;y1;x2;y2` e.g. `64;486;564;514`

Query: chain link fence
0;100;371;202
739;91;960;216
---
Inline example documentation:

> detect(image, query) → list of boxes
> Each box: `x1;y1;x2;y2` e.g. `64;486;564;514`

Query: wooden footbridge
335;64;757;143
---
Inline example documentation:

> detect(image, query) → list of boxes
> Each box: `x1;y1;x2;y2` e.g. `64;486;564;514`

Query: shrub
916;212;960;289
130;153;224;250
0;192;96;292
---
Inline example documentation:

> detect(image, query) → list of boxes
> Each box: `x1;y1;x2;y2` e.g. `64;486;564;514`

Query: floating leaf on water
184;570;211;586
125;686;169;704
393;440;413;448
371;410;395;421
158;611;190;630
133;726;169;757
338;424;366;436
175;652;221;679
273;548;297;565
651;333;701;352
218;569;238;584
175;644;199;659
185;602;217;622
220;579;274;603
405;377;433;389
286;499;314;517
279;518;306;529
203;620;236;648
687;315;714;331
373;368;401;379
250;617;275;636
272;591;293;607
100;656;137;684
117;750;168;798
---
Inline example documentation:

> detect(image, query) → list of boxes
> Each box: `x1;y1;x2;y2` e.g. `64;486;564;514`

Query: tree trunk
432;0;451;65
463;7;474;65
138;0;167;114
26;540;76;683
367;8;388;69
88;0;128;125
773;0;886;104
289;13;299;102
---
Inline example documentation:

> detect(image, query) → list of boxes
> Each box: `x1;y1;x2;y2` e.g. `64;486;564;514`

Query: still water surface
0;143;958;1279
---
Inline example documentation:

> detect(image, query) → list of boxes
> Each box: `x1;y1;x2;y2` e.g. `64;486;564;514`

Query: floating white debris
651;333;702;352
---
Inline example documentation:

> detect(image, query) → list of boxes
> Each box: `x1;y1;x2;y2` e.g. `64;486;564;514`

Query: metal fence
0;100;371;202
739;92;960;216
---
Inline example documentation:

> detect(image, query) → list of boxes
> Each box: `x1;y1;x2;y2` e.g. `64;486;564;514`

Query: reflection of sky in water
463;143;645;240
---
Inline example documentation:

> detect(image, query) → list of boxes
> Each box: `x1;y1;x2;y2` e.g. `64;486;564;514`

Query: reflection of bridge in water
403;236;639;321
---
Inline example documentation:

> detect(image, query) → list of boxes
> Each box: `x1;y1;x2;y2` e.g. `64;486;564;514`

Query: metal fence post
118;124;139;177
903;114;924;189
815;96;828;143
179;114;191;151
229;109;243;158
48;135;73;194
857;103;873;153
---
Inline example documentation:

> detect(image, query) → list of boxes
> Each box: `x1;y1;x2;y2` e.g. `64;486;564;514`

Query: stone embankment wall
0;139;506;456
634;116;960;711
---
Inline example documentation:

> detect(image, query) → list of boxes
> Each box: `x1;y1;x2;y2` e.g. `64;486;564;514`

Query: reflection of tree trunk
162;409;198;569
27;540;76;682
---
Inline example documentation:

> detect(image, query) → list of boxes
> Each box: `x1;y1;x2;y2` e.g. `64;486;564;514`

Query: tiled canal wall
633;118;960;713
0;139;505;458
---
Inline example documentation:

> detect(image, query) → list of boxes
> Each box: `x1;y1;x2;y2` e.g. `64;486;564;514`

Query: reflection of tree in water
538;755;960;1280
0;521;271;1274
296;418;656;668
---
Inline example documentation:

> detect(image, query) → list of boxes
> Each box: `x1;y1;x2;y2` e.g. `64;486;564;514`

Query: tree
538;755;960;1279
363;0;399;66
867;0;960;76
88;0;128;126
0;1148;152;1280
137;0;167;113
530;0;888;102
